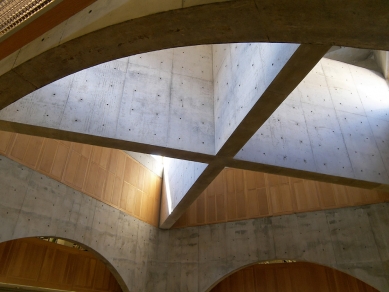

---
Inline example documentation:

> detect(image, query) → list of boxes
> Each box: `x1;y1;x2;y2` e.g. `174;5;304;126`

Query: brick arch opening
207;260;379;292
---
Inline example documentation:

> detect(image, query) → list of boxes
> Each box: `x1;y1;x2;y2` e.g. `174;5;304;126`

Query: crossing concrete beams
0;43;341;228
4;45;389;227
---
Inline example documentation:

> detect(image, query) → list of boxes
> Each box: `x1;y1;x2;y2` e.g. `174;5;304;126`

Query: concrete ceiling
2;43;389;228
325;46;382;73
1;0;389;229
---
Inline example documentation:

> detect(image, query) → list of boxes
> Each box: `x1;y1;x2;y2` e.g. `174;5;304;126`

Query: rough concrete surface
1;0;389;110
237;58;389;185
0;46;214;156
0;156;388;291
3;44;389;227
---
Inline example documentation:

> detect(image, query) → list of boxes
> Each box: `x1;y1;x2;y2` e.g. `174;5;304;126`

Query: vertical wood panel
84;163;99;196
206;189;217;223
134;189;142;217
215;192;226;222
126;184;136;215
0;241;13;277
333;184;350;206
211;262;378;292
38;139;58;174
173;167;389;229
140;193;149;222
74;257;96;289
187;204;197;226
316;181;336;209
75;156;89;189
0;132;15;154
9;135;30;161
63;151;81;187
0;131;161;227
94;260;111;291
129;160;139;187
196;192;206;224
51;143;70;180
138;166;145;191
23;136;44;168
111;177;123;207
7;241;46;281
94;166;107;200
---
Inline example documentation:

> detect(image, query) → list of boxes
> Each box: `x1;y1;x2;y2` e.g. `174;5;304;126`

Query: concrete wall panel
116;61;172;145
213;43;299;153
0;156;388;291
0;46;215;156
236;58;389;186
161;158;208;224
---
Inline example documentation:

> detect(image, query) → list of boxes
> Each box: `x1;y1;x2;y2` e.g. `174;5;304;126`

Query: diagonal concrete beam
233;58;389;191
214;43;331;157
159;158;224;229
159;44;330;228
4;44;389;228
0;47;215;161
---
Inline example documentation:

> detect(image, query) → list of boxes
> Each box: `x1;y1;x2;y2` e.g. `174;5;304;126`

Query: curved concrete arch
0;155;388;291
205;260;380;292
0;236;127;292
194;209;389;292
0;155;159;292
1;0;389;109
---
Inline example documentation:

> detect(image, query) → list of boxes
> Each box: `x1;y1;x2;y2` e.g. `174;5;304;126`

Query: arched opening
0;237;124;292
209;261;378;292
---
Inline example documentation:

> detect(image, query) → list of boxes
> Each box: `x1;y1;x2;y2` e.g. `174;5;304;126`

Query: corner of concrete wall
374;50;389;79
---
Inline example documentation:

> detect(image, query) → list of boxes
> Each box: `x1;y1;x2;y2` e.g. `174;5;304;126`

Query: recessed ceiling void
1;43;389;228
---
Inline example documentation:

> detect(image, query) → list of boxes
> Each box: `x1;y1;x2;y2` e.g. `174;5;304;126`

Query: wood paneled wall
0;131;162;226
211;262;378;292
0;238;122;292
173;168;389;228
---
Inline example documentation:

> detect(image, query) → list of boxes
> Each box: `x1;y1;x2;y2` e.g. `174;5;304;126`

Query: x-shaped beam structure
7;43;378;228
1;0;389;228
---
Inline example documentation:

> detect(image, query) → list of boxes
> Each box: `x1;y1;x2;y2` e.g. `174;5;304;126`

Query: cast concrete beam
159;158;222;229
4;45;389;228
0;46;215;161
214;43;330;157
235;58;389;190
158;44;329;228
1;0;389;109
